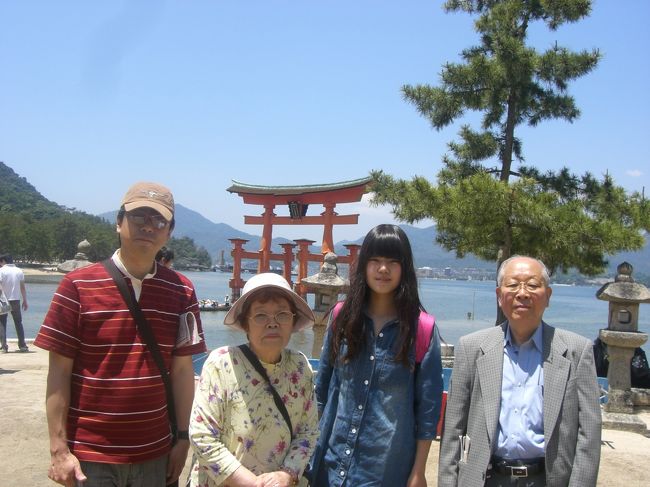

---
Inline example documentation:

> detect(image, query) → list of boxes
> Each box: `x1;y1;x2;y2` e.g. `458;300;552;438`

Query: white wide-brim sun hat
223;273;315;332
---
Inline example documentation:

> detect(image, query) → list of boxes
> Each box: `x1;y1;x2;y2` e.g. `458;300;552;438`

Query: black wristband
176;430;189;440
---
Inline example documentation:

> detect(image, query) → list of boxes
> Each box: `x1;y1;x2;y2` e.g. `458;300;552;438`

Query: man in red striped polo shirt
35;182;207;487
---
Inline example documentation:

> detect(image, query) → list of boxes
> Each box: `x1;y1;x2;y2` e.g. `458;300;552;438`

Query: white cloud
626;169;643;177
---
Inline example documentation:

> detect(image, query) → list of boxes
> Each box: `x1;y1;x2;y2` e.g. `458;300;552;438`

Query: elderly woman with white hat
188;273;318;487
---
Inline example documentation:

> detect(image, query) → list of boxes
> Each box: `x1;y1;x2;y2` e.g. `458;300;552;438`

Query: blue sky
1;1;648;242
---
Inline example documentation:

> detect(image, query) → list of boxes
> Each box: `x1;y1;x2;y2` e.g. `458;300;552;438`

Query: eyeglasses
502;280;545;293
249;311;295;326
126;212;169;230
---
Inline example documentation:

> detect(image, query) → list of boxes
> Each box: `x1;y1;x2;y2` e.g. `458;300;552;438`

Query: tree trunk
495;215;513;325
500;92;518;183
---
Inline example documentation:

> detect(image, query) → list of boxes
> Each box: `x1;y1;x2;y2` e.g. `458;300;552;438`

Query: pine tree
371;0;649;322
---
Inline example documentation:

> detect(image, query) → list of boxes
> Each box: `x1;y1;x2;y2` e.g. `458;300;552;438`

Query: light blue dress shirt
495;324;545;460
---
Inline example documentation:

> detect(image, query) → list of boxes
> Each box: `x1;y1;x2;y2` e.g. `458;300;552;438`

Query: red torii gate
226;177;371;298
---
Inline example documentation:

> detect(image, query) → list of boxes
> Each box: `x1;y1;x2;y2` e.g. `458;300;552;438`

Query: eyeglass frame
500;279;546;293
124;211;170;230
248;311;296;327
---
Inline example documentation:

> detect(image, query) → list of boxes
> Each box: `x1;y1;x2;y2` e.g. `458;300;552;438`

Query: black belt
489;457;545;478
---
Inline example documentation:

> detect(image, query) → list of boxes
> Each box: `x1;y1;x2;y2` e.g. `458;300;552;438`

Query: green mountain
130;204;650;282
3;160;648;281
0;163;65;216
100;205;299;267
335;226;493;271
1;162;118;261
163;208;650;282
0;161;209;266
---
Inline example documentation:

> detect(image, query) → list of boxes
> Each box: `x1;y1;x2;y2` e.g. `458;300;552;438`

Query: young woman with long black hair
310;224;444;487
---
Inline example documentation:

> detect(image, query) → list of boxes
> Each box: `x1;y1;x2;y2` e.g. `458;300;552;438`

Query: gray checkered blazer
438;321;602;487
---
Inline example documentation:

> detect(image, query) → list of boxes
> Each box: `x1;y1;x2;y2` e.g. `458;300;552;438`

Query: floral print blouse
189;345;319;486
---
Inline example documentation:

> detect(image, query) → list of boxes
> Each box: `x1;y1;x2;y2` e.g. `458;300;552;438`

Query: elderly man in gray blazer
439;255;601;486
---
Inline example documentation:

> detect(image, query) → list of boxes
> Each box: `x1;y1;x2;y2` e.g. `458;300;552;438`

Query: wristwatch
176;430;189;441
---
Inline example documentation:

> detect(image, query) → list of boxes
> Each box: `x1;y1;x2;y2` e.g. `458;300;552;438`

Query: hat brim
223;284;314;333
124;201;173;221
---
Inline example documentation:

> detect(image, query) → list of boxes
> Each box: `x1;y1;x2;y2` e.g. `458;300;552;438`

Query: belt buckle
510;466;528;477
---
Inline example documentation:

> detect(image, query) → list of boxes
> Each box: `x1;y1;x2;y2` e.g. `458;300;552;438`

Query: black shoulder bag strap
102;259;178;440
238;343;294;440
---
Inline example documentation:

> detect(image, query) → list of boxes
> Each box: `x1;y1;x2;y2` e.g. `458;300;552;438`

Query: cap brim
124;201;173;221
223;285;314;332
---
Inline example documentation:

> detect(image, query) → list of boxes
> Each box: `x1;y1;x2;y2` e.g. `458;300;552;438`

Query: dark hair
236;288;298;333
155;247;175;264
0;254;12;264
331;224;422;366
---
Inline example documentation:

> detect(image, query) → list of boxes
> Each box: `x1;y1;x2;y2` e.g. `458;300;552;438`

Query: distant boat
212;264;233;272
199;298;231;312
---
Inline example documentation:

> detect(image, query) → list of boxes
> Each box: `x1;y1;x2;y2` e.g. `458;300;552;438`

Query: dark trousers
79;455;168;487
0;300;27;350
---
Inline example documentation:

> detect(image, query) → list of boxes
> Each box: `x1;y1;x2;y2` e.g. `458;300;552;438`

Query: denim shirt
310;313;443;487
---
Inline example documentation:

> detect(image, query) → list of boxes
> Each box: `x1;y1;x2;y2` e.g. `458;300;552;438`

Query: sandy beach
1;344;649;486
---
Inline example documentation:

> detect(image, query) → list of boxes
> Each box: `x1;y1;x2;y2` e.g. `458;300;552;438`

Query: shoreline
22;267;64;285
1;346;650;486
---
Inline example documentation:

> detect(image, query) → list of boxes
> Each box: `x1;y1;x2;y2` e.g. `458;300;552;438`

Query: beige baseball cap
121;182;174;221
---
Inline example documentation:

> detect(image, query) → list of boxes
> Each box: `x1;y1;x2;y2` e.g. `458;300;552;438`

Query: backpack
330;301;435;363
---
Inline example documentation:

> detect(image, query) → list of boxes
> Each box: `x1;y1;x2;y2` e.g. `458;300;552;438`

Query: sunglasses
125;212;169;230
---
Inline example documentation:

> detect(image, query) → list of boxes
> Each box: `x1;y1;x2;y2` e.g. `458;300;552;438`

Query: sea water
18;271;650;357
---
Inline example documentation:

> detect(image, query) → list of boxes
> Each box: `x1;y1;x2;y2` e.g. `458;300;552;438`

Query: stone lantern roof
57;239;93;273
301;252;349;293
596;262;650;304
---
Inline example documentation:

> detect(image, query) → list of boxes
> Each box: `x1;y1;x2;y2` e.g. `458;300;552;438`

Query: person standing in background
156;247;175;268
0;253;29;353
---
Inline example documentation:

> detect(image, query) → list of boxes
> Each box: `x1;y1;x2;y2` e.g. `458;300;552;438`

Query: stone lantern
597;262;650;433
57;239;93;273
301;252;349;358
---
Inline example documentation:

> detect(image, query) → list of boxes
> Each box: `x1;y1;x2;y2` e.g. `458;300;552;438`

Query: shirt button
364;379;369;385
351;428;357;434
370;355;375;361
379;332;383;337
345;449;351;455
340;470;345;477
358;404;363;410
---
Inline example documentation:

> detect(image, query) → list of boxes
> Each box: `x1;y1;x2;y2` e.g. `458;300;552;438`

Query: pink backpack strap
331;301;344;328
415;311;435;363
328;301;345;333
